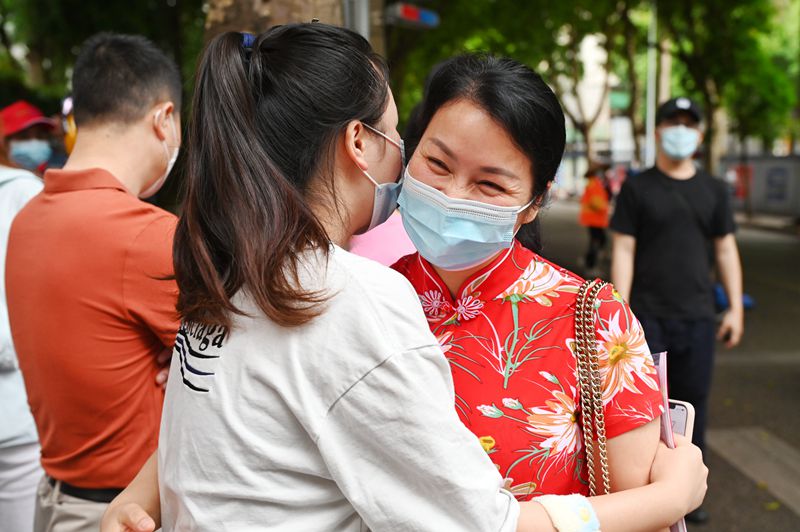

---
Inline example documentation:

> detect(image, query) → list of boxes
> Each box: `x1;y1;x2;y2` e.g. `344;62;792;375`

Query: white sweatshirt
159;246;519;531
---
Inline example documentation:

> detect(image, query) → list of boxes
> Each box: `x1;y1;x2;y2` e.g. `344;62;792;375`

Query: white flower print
455;294;484;321
539;371;560;385
477;404;504;418
419;290;447;320
502;398;523;410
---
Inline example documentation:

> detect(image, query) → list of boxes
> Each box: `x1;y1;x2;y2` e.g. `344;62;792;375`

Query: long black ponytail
174;24;389;328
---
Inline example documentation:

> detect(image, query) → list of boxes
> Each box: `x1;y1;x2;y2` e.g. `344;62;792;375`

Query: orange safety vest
579;177;610;228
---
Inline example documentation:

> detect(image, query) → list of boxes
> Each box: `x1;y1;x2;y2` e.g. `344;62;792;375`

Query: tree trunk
708;101;727;176
370;0;386;56
558;33;610;170
580;122;596;166
205;0;343;41
760;137;772;156
621;3;642;165
26;49;45;87
657;38;671;105
696;75;724;175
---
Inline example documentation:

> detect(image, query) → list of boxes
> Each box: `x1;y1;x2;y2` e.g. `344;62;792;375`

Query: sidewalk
555;196;799;236
735;212;798;235
540;200;800;531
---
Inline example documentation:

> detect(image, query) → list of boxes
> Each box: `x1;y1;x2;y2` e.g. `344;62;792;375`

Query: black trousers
637;316;716;454
585;227;607;269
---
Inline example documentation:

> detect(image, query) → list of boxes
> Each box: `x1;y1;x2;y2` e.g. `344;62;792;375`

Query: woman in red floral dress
393;54;665;501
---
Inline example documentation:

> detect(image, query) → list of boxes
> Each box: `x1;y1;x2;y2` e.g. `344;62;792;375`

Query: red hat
0;100;56;137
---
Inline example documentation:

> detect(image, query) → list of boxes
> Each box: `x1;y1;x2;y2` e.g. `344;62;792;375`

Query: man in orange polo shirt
6;33;181;532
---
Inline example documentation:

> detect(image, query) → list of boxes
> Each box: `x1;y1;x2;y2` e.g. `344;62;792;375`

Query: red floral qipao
393;242;664;500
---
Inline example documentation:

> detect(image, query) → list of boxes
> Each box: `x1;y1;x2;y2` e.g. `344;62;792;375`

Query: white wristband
534;494;601;532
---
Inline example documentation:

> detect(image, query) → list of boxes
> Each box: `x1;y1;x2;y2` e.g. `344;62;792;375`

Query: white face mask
660;125;700;161
139;110;179;199
357;123;406;233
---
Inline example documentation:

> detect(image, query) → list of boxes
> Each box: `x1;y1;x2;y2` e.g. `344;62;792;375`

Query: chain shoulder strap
575;278;611;496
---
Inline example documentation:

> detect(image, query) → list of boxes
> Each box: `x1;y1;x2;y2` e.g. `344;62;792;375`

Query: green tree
659;0;777;172
725;46;794;215
725;47;795;154
607;0;650;165
386;0;628;162
546;0;623;164
386;0;573;121
0;0;206;99
759;0;800;153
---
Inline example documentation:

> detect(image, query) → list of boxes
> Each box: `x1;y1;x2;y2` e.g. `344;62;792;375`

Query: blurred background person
0;100;58;175
0;117;44;532
610;96;744;524
6;33;181;532
578;162;612;278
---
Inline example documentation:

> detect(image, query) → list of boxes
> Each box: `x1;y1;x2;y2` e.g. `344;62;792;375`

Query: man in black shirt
610;97;743;523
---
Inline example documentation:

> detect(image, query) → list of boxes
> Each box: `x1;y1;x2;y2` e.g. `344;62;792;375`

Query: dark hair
72;33;182;127
408;54;566;253
175;24;388;328
585;163;610;178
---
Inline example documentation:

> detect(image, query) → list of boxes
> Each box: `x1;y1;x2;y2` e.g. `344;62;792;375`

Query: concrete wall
720;156;800;217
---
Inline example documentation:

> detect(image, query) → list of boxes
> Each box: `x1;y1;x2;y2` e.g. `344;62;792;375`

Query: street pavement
538;199;800;532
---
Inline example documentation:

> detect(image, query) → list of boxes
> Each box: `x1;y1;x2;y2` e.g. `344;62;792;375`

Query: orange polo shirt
6;167;179;488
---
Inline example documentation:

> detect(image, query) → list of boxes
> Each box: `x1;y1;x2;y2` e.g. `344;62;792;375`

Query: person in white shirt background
0;115;47;532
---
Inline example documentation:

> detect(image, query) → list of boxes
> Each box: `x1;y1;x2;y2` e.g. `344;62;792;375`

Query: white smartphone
668;399;696;441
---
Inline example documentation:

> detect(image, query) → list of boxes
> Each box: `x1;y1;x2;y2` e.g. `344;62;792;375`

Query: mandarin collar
416;241;531;308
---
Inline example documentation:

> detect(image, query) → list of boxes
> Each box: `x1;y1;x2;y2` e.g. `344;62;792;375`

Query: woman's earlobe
521;206;539;226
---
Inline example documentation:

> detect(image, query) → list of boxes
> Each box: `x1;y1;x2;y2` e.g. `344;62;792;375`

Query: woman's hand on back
650;435;708;515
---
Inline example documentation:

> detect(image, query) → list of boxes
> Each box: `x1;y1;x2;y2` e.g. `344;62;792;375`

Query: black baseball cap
656;97;702;125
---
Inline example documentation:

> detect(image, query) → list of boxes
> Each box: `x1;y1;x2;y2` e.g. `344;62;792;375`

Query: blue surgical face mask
359;123;405;233
660;125;700;160
9;139;52;171
397;168;533;271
